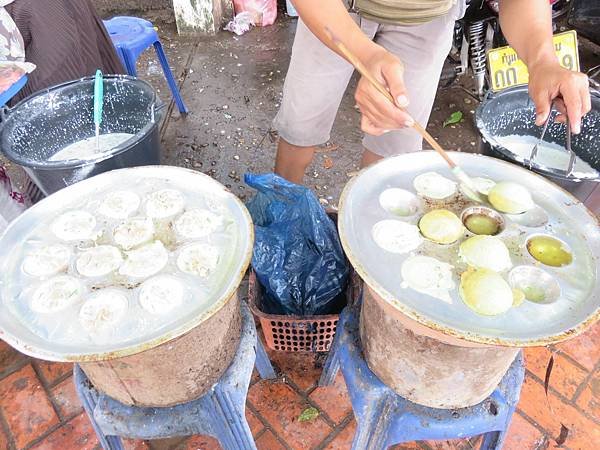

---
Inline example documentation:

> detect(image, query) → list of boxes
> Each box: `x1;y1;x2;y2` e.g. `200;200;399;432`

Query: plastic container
0;75;163;195
249;269;344;352
248;209;355;352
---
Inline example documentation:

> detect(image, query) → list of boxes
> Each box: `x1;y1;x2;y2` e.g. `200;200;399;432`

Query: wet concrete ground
157;17;360;206
154;16;481;207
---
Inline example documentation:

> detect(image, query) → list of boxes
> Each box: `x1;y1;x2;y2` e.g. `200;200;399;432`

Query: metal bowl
338;151;600;347
475;85;600;181
0;76;164;195
0;166;254;361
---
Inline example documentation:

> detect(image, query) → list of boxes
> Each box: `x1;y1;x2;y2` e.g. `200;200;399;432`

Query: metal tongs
529;104;577;177
565;117;576;176
528;105;553;169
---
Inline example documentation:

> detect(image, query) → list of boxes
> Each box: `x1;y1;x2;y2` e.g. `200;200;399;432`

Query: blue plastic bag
245;173;349;316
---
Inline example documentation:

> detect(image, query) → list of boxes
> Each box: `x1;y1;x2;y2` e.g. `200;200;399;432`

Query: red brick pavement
1;322;599;450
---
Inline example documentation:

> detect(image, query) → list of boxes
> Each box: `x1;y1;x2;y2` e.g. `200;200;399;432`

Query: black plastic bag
245;173;349;316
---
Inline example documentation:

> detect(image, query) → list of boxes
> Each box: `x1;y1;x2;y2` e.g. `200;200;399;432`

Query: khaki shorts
273;3;464;157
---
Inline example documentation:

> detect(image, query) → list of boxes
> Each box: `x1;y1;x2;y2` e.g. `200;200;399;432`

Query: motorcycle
568;0;600;88
444;0;569;98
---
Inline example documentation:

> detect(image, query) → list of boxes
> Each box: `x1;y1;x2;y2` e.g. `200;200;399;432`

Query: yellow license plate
488;30;580;92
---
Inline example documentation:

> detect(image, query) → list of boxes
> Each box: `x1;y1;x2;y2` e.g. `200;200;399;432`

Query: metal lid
338;151;600;347
0;166;253;361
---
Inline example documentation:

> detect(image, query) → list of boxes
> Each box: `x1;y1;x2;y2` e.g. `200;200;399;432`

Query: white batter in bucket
49;133;134;161
495;135;597;177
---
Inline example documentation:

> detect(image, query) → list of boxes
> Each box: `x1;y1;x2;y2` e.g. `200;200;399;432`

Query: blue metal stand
103;16;188;114
319;307;525;450
74;301;275;450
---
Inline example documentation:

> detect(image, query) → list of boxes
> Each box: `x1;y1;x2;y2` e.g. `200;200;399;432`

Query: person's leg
273;17;378;183
274;139;316;184
360;6;460;164
360;149;384;168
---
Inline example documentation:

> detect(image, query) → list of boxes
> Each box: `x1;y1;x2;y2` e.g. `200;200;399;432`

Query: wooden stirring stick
325;27;484;201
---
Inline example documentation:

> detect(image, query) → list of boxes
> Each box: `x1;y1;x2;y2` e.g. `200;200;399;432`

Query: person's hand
528;61;591;134
354;47;414;136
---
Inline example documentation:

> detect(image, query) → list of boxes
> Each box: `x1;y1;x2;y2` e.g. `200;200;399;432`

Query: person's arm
499;0;591;133
291;0;412;135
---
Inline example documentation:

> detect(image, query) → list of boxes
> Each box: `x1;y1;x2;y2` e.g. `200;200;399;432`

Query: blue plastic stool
103;16;188;114
74;301;275;450
319;306;525;450
0;74;27;107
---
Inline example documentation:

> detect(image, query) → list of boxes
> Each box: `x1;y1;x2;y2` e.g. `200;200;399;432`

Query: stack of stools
103;16;188;114
74;301;276;450
319;302;525;450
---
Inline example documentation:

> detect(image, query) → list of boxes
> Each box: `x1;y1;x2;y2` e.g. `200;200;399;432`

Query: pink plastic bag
232;0;277;26
0;167;27;233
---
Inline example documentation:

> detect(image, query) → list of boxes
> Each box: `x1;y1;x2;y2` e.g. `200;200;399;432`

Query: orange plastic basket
248;211;363;353
249;270;345;353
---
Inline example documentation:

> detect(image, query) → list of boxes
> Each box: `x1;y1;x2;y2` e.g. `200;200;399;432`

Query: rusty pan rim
338;151;600;348
0;166;254;362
